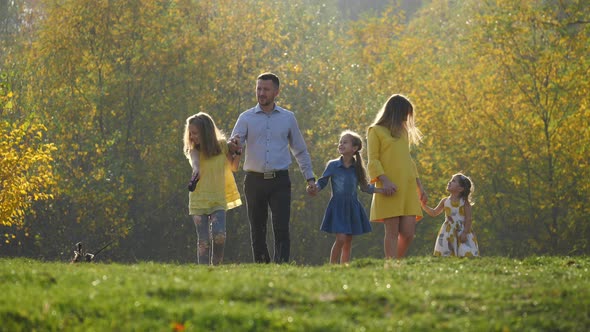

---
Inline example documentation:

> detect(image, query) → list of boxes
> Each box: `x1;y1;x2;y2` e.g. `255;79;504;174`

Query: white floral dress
433;197;479;257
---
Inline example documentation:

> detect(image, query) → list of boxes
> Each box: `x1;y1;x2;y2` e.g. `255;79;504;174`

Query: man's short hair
257;72;280;89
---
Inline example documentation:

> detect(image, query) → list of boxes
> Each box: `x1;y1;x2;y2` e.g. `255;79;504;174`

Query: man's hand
229;135;242;155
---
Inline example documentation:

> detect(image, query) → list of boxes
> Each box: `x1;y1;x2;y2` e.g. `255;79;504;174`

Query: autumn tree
379;0;590;255
334;0;590;256
466;0;590;254
4;0;589;261
11;0;202;259
8;0;355;263
0;73;56;250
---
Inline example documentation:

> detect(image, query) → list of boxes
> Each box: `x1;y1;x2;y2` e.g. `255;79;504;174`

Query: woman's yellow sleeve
367;126;384;182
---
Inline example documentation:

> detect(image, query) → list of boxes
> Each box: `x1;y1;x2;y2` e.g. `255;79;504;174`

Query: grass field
1;256;589;331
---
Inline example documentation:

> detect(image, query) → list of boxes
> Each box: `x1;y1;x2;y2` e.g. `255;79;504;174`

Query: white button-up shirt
231;104;314;180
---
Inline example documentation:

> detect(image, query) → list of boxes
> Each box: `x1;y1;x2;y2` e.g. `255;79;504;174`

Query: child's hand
192;169;200;181
188;171;200;192
459;232;467;243
379;177;397;196
306;183;318;196
383;185;397;196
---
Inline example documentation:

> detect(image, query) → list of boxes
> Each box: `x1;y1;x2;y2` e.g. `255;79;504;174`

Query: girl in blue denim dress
308;131;383;264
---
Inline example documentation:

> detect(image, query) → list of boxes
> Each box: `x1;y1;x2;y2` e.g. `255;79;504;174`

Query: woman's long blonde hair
371;94;422;145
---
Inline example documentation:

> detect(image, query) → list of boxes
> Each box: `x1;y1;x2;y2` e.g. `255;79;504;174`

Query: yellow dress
188;142;242;216
367;125;422;222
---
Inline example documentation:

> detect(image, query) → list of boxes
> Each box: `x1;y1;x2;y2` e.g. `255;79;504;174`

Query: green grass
1;256;589;331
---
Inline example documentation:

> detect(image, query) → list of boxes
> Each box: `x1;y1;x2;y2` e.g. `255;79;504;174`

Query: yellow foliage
2;0;588;256
0;120;57;235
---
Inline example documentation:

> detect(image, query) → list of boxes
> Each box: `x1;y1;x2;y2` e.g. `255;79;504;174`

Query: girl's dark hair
454;172;474;205
183;112;225;159
341;130;369;187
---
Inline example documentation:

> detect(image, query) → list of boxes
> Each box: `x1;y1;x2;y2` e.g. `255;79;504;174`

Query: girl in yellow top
367;94;427;259
183;113;242;265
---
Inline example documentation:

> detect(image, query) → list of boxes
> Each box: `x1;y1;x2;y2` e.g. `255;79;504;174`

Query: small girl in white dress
421;173;479;257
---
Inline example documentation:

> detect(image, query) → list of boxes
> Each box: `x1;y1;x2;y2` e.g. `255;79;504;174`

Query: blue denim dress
317;158;373;235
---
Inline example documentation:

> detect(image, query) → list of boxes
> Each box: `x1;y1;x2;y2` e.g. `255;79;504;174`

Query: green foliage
397;0;590;255
1;257;589;330
0;0;588;261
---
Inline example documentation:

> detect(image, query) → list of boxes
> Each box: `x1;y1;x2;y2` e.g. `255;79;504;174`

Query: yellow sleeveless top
188;142;242;215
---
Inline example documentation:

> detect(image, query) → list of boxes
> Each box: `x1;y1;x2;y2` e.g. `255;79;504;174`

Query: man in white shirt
231;72;317;263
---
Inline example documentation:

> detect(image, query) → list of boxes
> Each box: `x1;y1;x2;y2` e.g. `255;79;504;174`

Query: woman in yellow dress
367;94;427;259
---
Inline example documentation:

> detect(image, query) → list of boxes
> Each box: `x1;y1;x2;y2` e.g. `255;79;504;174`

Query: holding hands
378;175;398;196
417;179;428;205
228;135;242;156
306;181;319;196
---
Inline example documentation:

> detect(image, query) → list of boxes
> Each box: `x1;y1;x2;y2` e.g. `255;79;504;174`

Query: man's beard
258;96;273;106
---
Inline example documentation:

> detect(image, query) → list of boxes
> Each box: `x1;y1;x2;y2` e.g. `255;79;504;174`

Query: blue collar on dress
336;157;356;169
